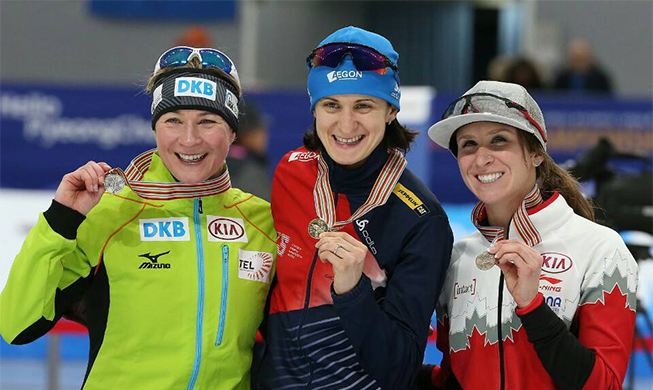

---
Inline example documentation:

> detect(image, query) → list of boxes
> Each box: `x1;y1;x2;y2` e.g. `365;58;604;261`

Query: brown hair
144;56;241;96
303;119;418;153
517;131;595;221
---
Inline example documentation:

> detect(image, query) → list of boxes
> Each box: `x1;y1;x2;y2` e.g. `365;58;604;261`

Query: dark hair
303;119;418;152
517;131;595;221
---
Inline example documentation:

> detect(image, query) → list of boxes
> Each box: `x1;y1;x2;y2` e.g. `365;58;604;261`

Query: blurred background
1;0;651;389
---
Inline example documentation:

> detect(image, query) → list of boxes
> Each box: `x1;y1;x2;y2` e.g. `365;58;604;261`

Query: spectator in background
175;26;213;48
505;58;543;90
553;37;613;94
227;102;272;200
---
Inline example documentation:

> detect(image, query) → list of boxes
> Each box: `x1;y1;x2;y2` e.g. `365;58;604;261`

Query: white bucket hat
428;80;547;154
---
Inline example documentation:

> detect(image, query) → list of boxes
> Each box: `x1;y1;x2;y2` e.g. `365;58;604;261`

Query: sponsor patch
224;90;239;117
139;218;190;241
356;219;377;255
174;77;217;100
541;252;573;274
138;251;171;269
151;85;163;113
392;183;430;217
454;279;477;299
206;216;248;243
238;249;273;283
327;70;363;83
288;151;319;162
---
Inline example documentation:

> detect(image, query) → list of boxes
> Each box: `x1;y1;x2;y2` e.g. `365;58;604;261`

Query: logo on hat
174;77;217;101
224;90;239;117
327;70;363;83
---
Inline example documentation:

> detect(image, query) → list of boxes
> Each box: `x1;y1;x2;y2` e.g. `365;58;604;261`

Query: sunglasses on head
154;46;238;80
306;42;398;75
442;92;547;142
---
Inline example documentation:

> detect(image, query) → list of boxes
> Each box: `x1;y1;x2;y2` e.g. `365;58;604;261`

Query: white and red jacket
431;192;637;390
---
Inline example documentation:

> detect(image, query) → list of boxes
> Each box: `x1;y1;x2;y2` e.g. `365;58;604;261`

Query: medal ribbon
313;148;407;231
116;149;232;200
472;185;543;246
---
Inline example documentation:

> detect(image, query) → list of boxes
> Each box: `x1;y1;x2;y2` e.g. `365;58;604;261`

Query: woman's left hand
488;240;543;308
316;231;368;295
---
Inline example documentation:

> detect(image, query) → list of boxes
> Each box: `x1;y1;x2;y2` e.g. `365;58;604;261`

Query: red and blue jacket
258;145;453;390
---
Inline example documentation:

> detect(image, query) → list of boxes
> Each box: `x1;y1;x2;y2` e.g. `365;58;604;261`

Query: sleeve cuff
331;274;372;305
515;293;544;316
43;200;86;240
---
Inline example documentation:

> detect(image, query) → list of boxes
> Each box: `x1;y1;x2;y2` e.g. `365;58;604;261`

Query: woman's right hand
54;161;112;216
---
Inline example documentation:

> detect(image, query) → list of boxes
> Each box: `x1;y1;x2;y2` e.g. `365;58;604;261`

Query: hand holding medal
54;161;113;216
315;231;368;295
489;239;544;308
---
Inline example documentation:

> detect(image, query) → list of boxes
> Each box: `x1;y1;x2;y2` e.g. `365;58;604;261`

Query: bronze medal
104;170;126;195
475;251;495;271
308;218;329;239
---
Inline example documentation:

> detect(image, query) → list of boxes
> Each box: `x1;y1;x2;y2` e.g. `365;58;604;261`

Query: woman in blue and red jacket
257;26;453;390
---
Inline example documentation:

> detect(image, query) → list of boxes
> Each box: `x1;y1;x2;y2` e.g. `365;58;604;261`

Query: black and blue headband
150;69;240;132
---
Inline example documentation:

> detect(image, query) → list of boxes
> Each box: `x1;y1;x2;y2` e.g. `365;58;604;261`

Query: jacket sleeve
0;200;92;344
332;214;453;389
517;242;638;390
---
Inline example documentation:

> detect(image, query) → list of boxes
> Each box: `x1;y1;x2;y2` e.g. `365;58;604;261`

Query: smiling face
314;94;397;168
456;122;539;212
154;109;235;183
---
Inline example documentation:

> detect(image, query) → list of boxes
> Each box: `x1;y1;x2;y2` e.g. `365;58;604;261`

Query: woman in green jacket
0;46;276;390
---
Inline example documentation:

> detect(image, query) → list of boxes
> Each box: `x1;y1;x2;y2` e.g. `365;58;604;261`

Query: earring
534;159;542;167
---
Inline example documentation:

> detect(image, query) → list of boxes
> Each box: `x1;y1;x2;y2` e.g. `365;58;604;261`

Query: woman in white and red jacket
420;80;637;390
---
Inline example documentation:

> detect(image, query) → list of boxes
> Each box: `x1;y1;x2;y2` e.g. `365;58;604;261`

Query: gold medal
475;251;496;271
308;218;329;239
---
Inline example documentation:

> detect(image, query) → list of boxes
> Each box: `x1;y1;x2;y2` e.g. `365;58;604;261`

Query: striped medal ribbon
308;148;407;239
104;149;232;200
472;185;543;271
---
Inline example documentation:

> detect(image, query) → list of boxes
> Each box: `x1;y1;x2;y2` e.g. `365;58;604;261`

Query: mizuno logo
139;251;170;263
138;251;171;269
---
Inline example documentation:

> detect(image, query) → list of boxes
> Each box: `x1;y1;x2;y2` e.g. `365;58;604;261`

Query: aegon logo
139;218;190;241
207;216;248;243
174;77;217;100
356;219;377;255
541;252;573;274
288;151;319;162
327;70;363;83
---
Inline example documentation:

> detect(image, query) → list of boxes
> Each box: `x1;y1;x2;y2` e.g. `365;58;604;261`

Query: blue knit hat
307;26;401;111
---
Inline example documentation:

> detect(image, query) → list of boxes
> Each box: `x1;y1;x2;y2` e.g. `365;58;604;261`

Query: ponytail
518;132;595;221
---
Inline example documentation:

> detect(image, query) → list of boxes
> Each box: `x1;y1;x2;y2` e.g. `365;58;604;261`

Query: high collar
122;149;232;200
321;142;390;194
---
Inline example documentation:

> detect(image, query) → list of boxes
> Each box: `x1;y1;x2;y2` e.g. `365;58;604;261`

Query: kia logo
541;252;573;274
208;218;245;240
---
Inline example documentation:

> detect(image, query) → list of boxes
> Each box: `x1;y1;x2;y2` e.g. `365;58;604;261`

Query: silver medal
308;218;329;239
104;172;125;194
475;251;496;271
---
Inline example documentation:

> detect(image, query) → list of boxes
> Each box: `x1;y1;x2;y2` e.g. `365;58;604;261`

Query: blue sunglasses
154;46;240;88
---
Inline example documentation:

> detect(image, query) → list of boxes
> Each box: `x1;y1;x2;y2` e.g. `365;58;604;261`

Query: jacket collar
122;149;232;200
321;142;390;194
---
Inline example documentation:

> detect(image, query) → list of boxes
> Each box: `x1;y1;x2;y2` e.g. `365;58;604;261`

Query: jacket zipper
215;245;229;346
498;274;506;390
187;198;205;390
